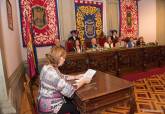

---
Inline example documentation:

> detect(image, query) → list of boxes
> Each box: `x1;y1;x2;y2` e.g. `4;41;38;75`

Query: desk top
75;71;133;101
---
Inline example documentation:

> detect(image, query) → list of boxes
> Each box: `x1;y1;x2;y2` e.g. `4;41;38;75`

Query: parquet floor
102;73;165;114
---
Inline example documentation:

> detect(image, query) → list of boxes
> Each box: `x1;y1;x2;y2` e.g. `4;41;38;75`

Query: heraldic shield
32;6;47;29
85;19;96;39
126;11;132;28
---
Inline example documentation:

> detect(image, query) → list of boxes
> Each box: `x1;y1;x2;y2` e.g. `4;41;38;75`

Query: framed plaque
6;0;13;30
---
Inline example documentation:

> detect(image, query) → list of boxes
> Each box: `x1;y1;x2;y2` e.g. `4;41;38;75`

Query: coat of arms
32;6;47;29
85;19;96;39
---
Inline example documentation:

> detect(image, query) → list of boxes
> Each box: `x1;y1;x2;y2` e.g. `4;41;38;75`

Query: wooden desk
73;71;134;114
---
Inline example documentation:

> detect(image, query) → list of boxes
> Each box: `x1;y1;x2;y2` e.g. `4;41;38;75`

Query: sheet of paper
83;69;96;80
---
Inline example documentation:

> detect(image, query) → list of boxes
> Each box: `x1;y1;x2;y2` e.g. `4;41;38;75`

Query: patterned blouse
37;65;76;113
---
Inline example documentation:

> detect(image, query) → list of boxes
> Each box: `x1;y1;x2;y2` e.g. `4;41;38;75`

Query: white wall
0;50;8;100
106;0;119;36
138;0;156;43
57;0;76;41
0;0;22;77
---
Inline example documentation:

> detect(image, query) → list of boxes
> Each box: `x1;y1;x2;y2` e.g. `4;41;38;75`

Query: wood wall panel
59;46;165;77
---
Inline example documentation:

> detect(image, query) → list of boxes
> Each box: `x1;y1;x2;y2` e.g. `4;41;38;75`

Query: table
73;71;134;114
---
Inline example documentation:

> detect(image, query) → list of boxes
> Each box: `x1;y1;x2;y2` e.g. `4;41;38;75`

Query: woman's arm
44;69;76;98
54;72;83;97
56;77;76;98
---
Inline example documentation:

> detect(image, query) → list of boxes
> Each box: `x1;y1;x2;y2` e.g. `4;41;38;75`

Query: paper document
83;69;96;80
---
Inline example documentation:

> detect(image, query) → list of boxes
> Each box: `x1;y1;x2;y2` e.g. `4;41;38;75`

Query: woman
97;32;106;47
104;36;114;49
72;39;82;53
37;47;88;114
115;37;126;48
136;36;145;47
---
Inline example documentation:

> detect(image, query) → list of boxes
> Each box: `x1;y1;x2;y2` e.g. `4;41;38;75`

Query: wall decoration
119;0;138;38
6;0;13;30
75;0;103;42
19;0;59;47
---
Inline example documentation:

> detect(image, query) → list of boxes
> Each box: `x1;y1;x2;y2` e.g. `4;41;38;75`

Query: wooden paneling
118;48;143;75
59;53;88;74
143;46;160;70
60;46;165;77
160;46;165;66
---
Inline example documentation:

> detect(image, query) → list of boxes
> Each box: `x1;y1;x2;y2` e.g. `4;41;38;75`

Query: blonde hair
46;47;66;67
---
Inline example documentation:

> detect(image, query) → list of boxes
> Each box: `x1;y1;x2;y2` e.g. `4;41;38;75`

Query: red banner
26;18;38;78
120;0;138;38
20;0;59;47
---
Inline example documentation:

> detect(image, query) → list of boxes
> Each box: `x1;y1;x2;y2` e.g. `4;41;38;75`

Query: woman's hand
75;74;84;80
73;78;86;90
73;77;91;90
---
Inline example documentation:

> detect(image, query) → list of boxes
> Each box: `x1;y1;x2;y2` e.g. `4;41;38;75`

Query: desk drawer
81;88;131;112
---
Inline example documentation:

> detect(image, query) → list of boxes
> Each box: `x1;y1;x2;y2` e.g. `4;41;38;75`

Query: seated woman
104;36;114;49
136;36;145;47
115;36;126;48
71;39;83;53
37;47;89;114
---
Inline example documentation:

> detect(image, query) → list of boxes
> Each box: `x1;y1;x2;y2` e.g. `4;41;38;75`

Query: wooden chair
24;79;38;114
24;75;70;114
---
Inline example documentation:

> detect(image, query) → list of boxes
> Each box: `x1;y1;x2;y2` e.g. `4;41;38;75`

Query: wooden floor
20;93;33;114
20;73;165;114
20;82;38;114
